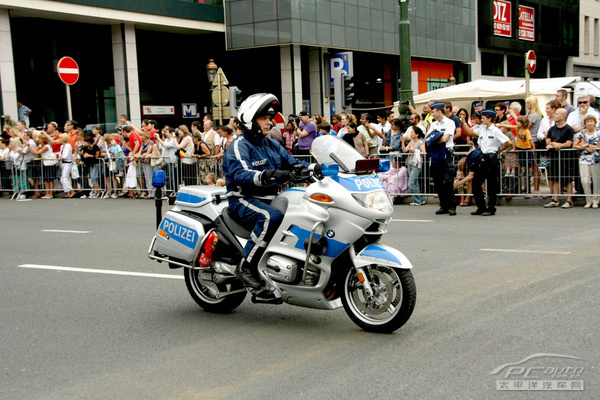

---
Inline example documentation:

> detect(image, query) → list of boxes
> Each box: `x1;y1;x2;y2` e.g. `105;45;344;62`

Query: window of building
595;19;599;56
481;52;504;76
584;16;590;55
550;59;567;77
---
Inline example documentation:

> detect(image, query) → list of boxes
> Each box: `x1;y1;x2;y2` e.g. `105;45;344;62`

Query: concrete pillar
112;24;141;126
308;48;324;117
280;45;303;116
0;9;17;121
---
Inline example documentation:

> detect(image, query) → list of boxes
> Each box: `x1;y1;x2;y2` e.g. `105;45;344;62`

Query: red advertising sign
519;5;535;41
494;0;512;38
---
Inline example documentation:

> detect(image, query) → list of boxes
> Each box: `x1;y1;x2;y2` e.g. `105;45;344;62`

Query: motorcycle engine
266;255;299;283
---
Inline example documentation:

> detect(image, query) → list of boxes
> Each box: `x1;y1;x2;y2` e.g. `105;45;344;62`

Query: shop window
481;52;504;76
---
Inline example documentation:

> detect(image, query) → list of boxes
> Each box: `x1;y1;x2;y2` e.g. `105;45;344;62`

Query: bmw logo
326;230;335;238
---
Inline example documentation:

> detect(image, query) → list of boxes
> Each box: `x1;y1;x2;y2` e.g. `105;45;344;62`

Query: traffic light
341;73;354;108
233;87;243;108
229;86;243;116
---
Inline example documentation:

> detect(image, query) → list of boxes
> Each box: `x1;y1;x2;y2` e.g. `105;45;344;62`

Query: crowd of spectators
2;91;599;208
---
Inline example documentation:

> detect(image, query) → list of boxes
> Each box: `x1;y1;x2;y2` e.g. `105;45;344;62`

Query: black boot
237;261;261;289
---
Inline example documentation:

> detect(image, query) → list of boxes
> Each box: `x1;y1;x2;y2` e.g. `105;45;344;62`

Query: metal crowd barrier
370;148;591;200
4;149;593;203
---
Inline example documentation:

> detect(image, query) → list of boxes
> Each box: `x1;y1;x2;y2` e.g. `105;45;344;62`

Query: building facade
473;0;579;80
573;0;600;80
0;0;580;128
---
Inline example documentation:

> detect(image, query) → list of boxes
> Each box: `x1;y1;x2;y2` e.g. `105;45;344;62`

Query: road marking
479;249;571;255
390;219;433;223
41;229;91;234
17;264;184;279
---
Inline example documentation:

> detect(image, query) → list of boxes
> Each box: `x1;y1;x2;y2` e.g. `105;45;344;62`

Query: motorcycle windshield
310;135;364;174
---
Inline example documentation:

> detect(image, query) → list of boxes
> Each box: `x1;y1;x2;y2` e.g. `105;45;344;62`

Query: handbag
70;164;80;179
108;157;117;172
42;151;58;166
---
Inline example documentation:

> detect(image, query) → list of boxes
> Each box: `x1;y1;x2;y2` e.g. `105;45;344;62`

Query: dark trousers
473;156;500;213
431;157;456;211
229;197;283;267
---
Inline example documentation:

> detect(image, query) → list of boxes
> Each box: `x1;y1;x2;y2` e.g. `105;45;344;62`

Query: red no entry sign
526;50;537;74
57;57;79;85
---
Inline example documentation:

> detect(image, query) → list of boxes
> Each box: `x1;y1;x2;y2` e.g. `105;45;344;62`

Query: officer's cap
430;102;445;110
474;102;482;108
481;109;496;117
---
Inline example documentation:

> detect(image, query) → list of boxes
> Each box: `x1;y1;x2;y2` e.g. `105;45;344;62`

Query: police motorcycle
148;135;416;333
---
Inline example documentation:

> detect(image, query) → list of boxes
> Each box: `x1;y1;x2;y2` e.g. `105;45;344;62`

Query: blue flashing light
378;159;391;173
152;170;165;187
321;163;339;177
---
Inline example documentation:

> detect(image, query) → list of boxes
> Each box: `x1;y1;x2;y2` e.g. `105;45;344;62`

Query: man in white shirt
566;95;600;133
426;102;456;215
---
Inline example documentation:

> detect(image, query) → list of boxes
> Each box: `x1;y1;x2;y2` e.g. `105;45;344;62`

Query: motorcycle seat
222;208;253;239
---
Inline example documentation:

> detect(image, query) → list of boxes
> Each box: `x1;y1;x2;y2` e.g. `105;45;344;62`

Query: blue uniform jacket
223;132;309;199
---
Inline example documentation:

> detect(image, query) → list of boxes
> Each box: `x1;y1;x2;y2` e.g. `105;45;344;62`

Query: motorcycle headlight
352;190;393;213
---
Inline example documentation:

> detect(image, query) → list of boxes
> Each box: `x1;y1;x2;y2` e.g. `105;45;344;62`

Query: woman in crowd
213;125;235;161
138;131;156;199
8;138;27;194
91;125;104;148
175;125;195;186
342;121;368;158
58;133;75;198
154;127;178;193
402;126;426;206
380;118;403;154
192;132;212;186
456;108;471;146
27;133;56;198
524;95;544;197
573;114;600;208
282;121;295;155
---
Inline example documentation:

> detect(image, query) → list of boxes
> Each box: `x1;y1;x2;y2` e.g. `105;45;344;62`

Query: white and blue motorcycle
149;135;416;333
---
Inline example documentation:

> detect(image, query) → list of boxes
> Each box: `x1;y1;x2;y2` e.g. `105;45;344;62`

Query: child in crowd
379;157;409;204
107;135;125;198
454;169;469;206
205;172;216;186
216;178;226;187
514;116;535;192
125;156;138;198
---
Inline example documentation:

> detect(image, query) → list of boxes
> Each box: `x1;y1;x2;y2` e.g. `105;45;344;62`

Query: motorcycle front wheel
184;268;247;313
341;265;416;333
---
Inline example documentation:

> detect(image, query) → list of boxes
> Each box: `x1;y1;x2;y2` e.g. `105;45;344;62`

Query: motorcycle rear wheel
184;268;247;313
341;265;416;333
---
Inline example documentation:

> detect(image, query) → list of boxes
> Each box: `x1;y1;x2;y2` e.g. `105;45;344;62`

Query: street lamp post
206;59;218;118
398;0;413;105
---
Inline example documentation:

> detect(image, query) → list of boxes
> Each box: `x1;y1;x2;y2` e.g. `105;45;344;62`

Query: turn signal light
310;193;333;203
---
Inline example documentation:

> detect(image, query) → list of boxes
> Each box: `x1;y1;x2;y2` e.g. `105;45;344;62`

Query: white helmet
238;93;279;136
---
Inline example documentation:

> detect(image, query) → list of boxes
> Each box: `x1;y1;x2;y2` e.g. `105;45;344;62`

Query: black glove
293;164;305;173
261;169;295;185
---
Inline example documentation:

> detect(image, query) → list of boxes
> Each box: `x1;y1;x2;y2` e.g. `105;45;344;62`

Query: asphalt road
1;197;598;400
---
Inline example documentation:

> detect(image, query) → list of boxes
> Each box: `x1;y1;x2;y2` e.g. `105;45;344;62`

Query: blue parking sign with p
330;52;353;87
182;103;199;118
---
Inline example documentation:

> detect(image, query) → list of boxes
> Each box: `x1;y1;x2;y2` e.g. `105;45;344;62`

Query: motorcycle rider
223;93;310;288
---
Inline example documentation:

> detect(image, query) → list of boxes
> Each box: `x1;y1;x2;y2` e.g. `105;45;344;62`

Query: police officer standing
223;94;310;288
425;102;457;215
462;109;514;216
